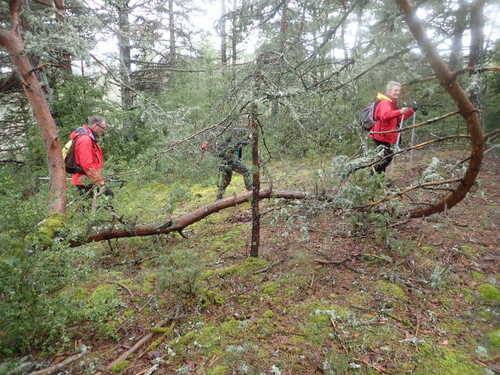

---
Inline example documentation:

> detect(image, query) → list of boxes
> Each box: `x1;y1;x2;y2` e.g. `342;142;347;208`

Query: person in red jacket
369;81;415;174
70;115;113;197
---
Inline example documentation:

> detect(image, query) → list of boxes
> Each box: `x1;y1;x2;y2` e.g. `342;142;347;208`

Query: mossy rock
374;280;408;301
413;344;483;375
477;283;500;302
110;360;129;373
27;213;65;248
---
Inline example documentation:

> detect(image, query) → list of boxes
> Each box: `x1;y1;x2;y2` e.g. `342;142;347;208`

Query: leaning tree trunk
0;0;66;214
395;0;484;218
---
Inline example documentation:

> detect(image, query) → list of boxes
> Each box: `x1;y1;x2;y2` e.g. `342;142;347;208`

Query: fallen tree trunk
72;189;307;246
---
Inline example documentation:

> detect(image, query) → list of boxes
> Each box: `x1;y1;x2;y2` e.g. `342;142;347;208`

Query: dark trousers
76;184;94;197
373;140;394;173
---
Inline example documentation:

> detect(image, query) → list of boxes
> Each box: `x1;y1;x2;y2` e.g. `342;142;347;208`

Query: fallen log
71;189;307;246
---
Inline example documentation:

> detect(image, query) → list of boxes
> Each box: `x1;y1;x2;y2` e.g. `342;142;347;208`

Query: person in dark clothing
369;81;415;173
201;123;253;200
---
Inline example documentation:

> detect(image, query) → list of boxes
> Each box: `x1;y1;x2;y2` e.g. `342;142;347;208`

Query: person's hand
200;143;208;151
102;185;114;198
400;107;410;114
411;101;419;111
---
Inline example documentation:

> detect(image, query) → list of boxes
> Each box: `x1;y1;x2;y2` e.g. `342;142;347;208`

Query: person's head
88;115;107;137
385;81;402;100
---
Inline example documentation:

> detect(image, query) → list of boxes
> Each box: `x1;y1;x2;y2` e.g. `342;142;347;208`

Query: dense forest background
0;0;499;374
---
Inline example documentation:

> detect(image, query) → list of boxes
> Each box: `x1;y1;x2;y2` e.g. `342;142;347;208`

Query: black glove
102;185;114;198
411;101;419;111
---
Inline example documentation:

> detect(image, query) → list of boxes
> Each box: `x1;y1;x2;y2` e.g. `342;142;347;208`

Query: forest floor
22;150;500;375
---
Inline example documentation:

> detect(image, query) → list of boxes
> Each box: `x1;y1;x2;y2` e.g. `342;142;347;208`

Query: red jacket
369;93;414;144
70;125;104;186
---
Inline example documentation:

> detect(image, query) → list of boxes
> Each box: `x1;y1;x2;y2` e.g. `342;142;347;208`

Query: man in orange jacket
369;81;416;173
70;115;113;197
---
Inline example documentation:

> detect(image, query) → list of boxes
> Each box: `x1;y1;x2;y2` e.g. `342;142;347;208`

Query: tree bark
118;0;133;125
54;0;72;74
221;0;228;65
0;0;66;213
249;109;260;258
468;0;486;70
448;0;467;71
168;0;176;63
279;0;289;50
231;1;238;65
395;0;484;218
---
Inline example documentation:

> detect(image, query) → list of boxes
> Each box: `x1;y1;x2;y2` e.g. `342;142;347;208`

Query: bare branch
359;178;463;209
370;111;460;135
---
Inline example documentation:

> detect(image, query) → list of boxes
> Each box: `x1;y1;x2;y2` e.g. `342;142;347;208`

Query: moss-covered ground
15;152;500;374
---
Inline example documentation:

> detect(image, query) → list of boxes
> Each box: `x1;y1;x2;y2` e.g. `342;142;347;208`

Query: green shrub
157;249;204;300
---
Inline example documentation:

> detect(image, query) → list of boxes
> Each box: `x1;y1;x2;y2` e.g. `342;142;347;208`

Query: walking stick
410;111;417;162
394;114;405;153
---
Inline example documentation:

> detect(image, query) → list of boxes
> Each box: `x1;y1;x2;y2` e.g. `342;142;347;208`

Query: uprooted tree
69;0;497;250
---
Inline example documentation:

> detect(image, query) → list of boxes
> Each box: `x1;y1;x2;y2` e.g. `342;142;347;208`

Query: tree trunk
231;1;238;65
168;0;176;63
448;0;467;71
0;3;66;213
54;0;72;74
221;0;228;65
279;0;289;50
118;0;133;127
395;0;484;218
249;108;260;258
468;0;486;70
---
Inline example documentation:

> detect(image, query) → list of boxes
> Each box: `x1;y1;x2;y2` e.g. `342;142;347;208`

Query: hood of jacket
376;93;393;102
70;125;96;141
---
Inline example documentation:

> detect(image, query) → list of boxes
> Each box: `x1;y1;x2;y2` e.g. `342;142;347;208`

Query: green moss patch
110;360;129;373
413;344;483;375
215;257;269;279
374;280;408;301
477;283;500;302
486;329;500;354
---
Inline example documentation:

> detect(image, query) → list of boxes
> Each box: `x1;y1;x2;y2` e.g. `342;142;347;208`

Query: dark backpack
359;100;379;131
63;128;93;174
64;138;85;174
